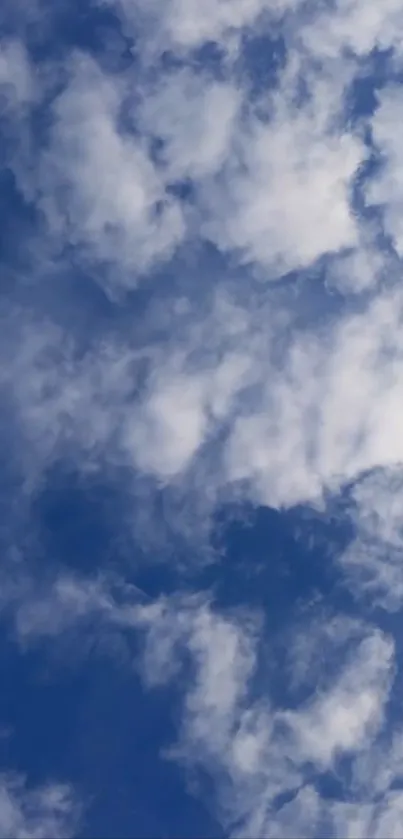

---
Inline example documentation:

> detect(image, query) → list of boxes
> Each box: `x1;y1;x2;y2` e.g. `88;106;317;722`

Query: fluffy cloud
1;552;401;839
283;632;393;766
108;0;303;54
12;54;184;285
6;266;403;517
10;576;397;837
201;66;364;275
224;287;403;507
138;69;240;182
130;595;398;838
3;0;398;504
300;0;403;59
0;774;79;839
3;0;403;836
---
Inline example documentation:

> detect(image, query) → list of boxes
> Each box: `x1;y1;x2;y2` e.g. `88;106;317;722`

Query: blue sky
2;0;403;837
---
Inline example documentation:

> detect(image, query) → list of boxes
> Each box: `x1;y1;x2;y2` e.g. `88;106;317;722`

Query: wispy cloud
2;574;399;837
0;774;79;839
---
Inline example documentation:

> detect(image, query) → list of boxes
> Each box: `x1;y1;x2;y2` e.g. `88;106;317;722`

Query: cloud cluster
1;0;400;511
7;576;401;838
3;0;403;836
108;0;302;54
134;596;397;838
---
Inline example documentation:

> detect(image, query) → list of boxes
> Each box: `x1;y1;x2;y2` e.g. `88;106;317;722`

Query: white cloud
341;468;403;610
13;575;116;641
109;0;303;54
133;596;397;838
138;69;240;182
223;287;403;508
4;567;403;839
0;40;33;107
6;255;403;557
202;86;364;275
300;0;403;59
123;370;209;478
0;774;79;839
283;631;394;767
365;84;403;257
325;241;385;295
123;343;252;478
16;54;184;285
5;2;403;839
7;269;403;523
